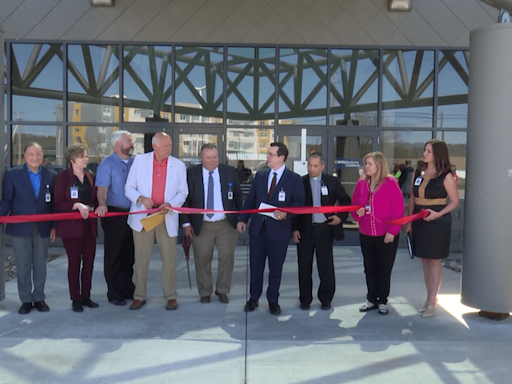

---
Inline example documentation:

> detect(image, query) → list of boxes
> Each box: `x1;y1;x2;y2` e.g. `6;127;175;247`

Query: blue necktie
207;171;214;218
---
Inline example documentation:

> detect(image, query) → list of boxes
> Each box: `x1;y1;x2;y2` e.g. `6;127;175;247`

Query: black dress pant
297;222;335;306
101;207;135;301
359;233;399;305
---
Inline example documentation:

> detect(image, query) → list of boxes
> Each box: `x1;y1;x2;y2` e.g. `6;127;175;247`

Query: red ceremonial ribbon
0;206;430;225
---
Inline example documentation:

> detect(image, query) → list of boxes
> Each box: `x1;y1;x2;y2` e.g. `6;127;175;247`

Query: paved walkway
0;244;511;384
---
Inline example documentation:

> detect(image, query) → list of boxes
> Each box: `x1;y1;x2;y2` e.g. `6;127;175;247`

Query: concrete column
461;23;512;312
0;25;5;301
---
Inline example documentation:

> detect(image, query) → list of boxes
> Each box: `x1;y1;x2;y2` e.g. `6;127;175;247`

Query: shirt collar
26;164;42;175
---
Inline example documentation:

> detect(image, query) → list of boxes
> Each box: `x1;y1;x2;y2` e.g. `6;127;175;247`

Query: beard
122;146;134;156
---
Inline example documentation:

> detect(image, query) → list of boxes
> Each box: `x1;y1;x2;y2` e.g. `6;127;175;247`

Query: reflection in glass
11;43;63;122
333;135;372;198
282;135;322;172
279;48;327;125
178;133;218;168
11;125;63;168
175;47;223;124
438;51;469;128
330;49;379;126
382;50;434;127
436;131;466;198
124;45;173;123
227;47;275;125
67;125;118;169
226;128;274;181
381;130;432;178
68;45;120;123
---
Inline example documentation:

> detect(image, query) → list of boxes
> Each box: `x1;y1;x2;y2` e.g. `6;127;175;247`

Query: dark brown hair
425;139;452;175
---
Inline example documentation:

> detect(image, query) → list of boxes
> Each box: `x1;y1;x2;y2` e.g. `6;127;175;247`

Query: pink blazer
351;176;404;237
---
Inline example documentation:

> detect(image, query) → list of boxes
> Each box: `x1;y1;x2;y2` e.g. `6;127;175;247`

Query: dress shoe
34;301;50;312
200;296;211;303
18;302;32;315
166;299;178;310
269;302;281;315
72;300;84;313
300;302;310;310
109;299;127;306
215;291;229;304
82;298;99;308
244;300;258;312
321;303;331;310
359;302;377;312
129;299;146;310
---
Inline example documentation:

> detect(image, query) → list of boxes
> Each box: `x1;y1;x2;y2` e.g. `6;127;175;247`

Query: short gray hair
152;132;170;145
309;152;325;164
111;130;131;147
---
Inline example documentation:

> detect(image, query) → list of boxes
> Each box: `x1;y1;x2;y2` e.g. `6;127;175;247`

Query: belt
312;221;327;227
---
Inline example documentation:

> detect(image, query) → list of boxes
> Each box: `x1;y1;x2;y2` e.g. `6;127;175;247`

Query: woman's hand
384;233;395;244
423;209;440;222
73;203;90;220
356;207;365;217
404;222;412;234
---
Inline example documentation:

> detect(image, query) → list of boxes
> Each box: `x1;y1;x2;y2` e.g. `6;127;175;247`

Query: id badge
414;177;423;186
70;186;79;199
321;186;328;196
278;190;286;202
365;204;371;214
228;191;233;200
45;192;51;202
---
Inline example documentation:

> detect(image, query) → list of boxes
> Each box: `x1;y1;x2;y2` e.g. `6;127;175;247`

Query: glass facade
4;41;468;193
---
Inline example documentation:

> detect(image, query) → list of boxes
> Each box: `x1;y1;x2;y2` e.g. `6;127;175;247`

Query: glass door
277;128;328;176
124;124;171;156
172;127;223;168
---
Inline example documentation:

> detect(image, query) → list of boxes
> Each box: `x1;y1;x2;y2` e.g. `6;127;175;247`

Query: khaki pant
192;219;238;297
133;224;177;301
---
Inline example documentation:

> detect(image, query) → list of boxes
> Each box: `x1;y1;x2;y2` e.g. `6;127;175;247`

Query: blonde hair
363;151;391;184
65;144;87;165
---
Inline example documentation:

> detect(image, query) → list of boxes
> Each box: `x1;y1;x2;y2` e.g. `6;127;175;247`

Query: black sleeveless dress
411;172;451;259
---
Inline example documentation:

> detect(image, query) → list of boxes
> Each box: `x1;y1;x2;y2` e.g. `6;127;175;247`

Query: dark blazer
292;173;351;241
0;164;57;238
54;168;98;239
239;167;305;241
181;163;243;234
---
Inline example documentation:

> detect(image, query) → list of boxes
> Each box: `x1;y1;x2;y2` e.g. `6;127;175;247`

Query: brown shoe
200;296;210;303
129;299;146;310
215;291;229;304
166;299;178;310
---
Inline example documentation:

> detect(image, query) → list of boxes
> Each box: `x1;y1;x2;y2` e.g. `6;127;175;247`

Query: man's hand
237;222;246;233
293;230;301;243
50;228;56;242
328;215;341;226
184;225;195;239
274;210;287;221
159;202;172;212
95;205;108;217
138;196;154;209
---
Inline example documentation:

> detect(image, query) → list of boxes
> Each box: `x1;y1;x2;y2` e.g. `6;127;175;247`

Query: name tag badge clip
227;182;233;200
45;185;51;202
278;189;286;202
70;186;79;199
414;177;423;186
321;185;328;196
365;204;371;214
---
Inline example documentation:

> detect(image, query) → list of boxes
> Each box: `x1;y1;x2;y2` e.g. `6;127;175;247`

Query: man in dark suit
181;143;242;304
0;143;57;314
292;153;351;311
237;142;305;315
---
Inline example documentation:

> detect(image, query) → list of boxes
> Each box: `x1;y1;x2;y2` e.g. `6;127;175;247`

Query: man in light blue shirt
95;130;135;306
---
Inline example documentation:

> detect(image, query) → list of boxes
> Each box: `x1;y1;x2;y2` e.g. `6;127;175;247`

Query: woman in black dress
405;139;459;318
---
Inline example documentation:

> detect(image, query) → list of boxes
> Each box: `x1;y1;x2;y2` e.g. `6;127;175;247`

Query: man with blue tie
181;143;242;304
0;143;57;314
237;142;305;315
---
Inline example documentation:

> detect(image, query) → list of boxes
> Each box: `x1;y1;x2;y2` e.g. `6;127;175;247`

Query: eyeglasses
266;152;278;157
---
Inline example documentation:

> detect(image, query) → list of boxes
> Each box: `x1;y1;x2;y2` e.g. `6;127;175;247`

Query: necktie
268;172;277;198
207;171;214;218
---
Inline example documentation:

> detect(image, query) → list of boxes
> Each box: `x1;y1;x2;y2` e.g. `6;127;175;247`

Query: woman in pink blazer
54;144;99;313
351;152;404;315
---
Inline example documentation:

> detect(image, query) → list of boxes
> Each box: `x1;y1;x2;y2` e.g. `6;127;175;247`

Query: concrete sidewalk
0;244;511;384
